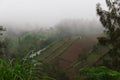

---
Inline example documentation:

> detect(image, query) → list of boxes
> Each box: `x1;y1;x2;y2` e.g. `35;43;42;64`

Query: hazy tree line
55;19;103;37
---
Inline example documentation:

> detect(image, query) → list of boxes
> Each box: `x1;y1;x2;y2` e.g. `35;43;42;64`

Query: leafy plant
80;66;120;80
0;55;56;80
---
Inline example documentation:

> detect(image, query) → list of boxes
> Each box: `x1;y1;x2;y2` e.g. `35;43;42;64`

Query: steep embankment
37;36;108;78
38;36;99;68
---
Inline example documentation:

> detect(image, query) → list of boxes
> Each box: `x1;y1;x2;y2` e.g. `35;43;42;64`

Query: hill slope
36;36;108;78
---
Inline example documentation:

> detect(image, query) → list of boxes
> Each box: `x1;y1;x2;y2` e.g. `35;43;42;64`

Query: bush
80;66;120;80
0;55;55;80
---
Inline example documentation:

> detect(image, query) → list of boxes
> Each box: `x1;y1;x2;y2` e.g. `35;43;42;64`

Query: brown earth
59;36;97;68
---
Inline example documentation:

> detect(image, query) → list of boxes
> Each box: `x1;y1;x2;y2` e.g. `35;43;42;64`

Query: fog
0;0;106;30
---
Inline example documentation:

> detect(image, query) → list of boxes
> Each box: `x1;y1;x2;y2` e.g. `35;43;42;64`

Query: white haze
0;0;106;30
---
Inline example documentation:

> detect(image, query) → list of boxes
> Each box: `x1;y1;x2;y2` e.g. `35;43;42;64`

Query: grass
0;55;55;80
0;56;34;80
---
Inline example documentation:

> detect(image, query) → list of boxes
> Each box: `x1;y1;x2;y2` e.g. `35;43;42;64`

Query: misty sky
0;0;106;28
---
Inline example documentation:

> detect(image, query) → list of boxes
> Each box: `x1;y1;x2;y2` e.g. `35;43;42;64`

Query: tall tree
96;0;120;70
0;26;5;54
0;26;4;35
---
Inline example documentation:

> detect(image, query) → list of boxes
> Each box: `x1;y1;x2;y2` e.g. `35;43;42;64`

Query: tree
0;26;5;35
96;0;120;70
0;26;6;54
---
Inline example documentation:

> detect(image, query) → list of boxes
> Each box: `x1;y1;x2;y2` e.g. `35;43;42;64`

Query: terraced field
59;36;97;68
38;37;78;62
66;45;108;78
37;36;108;78
46;38;77;62
38;40;66;60
38;36;101;67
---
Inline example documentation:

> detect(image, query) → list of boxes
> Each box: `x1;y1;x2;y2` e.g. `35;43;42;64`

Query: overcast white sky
0;0;106;28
